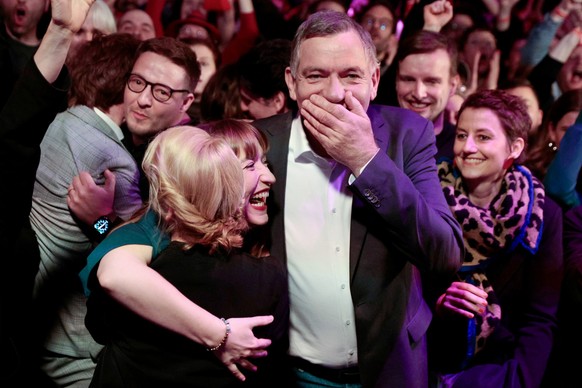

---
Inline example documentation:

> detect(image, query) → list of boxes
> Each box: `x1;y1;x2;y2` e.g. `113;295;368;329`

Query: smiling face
240;148;275;226
285;30;379;114
454;107;523;190
396;48;458;123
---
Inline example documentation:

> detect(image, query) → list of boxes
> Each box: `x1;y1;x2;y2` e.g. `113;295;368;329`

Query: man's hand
50;0;95;33
300;91;379;175
67;170;116;226
423;0;453;32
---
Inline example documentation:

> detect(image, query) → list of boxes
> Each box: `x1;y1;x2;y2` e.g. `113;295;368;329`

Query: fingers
344;91;366;116
247;349;268;358
226;363;246;382
236;359;258;372
103;169;116;193
471;52;481;87
78;171;94;186
247;315;274;328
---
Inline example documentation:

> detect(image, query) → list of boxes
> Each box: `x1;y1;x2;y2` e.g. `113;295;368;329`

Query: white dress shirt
285;117;358;368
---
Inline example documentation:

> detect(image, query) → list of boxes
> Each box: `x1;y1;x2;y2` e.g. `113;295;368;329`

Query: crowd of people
1;0;582;387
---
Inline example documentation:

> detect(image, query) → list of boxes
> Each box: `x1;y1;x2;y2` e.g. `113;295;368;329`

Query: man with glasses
30;35;199;386
121;36;198;198
355;0;398;77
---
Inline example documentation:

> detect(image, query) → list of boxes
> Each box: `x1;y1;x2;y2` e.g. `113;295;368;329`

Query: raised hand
50;0;95;33
423;0;453;32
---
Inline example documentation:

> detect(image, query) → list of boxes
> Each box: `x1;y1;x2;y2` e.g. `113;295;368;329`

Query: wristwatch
93;216;111;236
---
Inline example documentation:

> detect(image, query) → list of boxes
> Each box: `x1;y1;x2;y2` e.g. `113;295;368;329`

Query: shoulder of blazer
253;111;294;138
67;105;123;144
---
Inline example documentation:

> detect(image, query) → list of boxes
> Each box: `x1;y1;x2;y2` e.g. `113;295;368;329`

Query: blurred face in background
557;46;582;93
117;9;155;41
181;0;205;19
505;86;543;133
1;0;48;43
360;4;395;57
68;2;117;64
462;29;496;77
188;42;217;101
549;110;578;146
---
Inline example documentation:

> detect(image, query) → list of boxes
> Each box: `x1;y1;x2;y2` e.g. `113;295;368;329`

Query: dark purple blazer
253;105;464;388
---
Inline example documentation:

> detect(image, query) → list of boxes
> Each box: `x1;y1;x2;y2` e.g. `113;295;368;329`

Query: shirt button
341;284;346;289
346;320;351;326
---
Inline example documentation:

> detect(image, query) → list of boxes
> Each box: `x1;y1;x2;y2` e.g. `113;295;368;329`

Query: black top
88;242;290;387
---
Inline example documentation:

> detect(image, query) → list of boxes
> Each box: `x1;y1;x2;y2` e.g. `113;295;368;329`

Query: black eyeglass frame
126;73;191;103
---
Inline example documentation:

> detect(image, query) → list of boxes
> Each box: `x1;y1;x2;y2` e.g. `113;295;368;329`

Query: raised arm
35;0;95;83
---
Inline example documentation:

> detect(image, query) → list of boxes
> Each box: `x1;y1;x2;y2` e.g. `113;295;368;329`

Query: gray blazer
30;105;142;362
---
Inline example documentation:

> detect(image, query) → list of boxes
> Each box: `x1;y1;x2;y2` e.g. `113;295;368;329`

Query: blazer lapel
260;111;294;264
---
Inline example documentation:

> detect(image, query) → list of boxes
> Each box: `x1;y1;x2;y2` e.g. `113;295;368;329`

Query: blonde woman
86;126;288;387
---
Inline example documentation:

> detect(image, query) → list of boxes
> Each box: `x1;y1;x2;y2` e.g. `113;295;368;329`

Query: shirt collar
93;107;124;142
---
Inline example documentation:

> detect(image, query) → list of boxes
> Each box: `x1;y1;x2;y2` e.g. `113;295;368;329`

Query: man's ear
369;65;380;101
272;91;287;114
180;93;195;113
285;67;298;102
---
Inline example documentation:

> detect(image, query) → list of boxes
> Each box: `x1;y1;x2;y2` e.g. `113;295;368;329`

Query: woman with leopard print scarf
428;90;564;388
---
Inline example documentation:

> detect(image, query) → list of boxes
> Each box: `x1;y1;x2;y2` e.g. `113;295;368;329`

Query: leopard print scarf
437;161;544;365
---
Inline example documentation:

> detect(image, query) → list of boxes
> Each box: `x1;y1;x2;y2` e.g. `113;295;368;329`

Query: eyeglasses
362;16;392;31
126;74;191;103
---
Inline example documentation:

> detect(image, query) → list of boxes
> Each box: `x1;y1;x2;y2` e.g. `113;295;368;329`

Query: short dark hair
355;0;397;34
238;38;296;111
290;10;377;77
179;36;222;69
134;37;201;92
69;33;141;109
458;89;531;161
395;30;458;78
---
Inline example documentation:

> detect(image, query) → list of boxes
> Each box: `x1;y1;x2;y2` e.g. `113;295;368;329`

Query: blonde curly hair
142;126;248;253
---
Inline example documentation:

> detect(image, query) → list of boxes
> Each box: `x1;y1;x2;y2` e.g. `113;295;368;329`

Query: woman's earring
502;157;515;170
